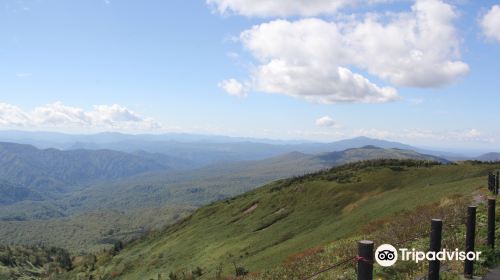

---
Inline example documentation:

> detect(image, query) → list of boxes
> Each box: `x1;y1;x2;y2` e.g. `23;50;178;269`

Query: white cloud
240;18;399;103
481;5;500;42
88;104;144;124
206;0;392;17
465;128;481;138
206;0;348;17
0;103;30;127
224;0;467;104
32;102;92;127
218;78;248;97
315;116;338;127
345;0;468;87
0;102;161;131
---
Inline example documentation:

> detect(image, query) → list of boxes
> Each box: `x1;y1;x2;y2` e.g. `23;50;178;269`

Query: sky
1;0;500;149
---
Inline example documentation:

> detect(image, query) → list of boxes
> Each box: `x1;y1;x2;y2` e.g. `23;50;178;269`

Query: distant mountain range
56;146;447;213
475;152;500;162
0;142;180;194
0;130;469;165
0;142;447;220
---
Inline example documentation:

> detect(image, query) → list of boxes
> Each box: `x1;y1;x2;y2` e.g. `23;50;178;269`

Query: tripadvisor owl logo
374;243;482;267
375;244;398;267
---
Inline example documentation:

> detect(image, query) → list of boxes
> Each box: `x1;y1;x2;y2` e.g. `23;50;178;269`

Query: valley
0;136;449;253
3;1;499;278
0;132;498;279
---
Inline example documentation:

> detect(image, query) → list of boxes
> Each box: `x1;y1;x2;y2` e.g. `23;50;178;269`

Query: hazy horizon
2;0;500;149
0;128;499;155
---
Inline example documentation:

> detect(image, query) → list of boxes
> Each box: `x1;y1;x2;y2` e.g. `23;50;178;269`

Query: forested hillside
0;146;450;254
0;142;174;193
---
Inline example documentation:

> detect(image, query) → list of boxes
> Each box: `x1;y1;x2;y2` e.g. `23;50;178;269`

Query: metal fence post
357;240;374;280
488;199;496;249
464;206;477;278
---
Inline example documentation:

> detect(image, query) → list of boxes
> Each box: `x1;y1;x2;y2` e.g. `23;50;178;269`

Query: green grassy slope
87;160;497;279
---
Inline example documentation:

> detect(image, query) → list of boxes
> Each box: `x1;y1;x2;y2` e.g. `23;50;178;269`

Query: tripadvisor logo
374;244;482;267
375;244;398;267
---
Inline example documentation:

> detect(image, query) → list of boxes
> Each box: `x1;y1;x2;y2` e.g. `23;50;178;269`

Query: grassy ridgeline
77;160;498;279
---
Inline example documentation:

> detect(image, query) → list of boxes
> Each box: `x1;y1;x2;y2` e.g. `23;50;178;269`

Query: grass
252;192;500;280
70;160;500;280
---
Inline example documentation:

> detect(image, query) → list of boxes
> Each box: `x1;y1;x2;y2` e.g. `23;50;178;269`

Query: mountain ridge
0;130;470;163
476;152;500;162
0;142;176;193
78;160;494;279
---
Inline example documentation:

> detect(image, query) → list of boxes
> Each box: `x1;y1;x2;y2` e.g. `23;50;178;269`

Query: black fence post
488;199;496;249
357;240;374;280
464;206;477;278
428;219;443;280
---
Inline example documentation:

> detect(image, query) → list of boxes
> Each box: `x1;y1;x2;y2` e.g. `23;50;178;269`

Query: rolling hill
0;146;449;253
476;152;500;162
62;146;448;212
75;160;495;280
0;142;178;194
0;180;44;205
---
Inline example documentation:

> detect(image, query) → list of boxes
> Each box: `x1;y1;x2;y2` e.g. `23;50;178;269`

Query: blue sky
1;0;500;149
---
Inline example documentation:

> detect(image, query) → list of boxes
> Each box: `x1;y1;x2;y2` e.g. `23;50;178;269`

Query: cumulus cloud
315;116;338;127
219;0;468;103
345;0;468;87
0;103;31;127
206;0;392;17
0;102;161;131
240;18;398;103
481;5;500;42
218;78;248;97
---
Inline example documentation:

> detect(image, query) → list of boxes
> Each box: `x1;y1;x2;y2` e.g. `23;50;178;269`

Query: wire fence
300;173;499;280
300;229;433;280
300;256;357;280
